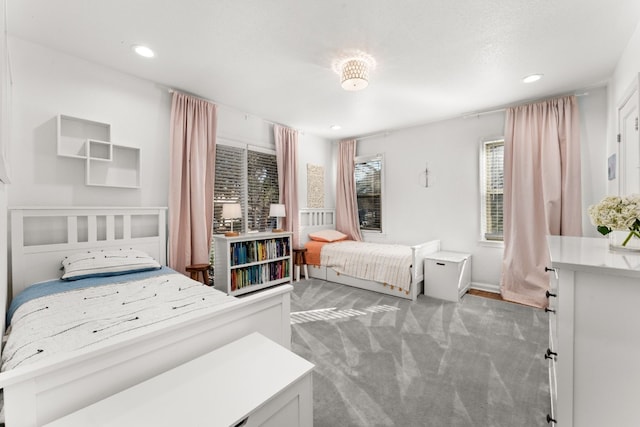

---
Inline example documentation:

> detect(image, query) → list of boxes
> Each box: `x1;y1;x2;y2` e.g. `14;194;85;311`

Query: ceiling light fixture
522;74;543;83
330;124;342;130
132;45;155;58
333;51;376;91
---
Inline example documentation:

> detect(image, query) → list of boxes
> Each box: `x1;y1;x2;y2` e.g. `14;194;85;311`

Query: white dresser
45;333;314;427
547;235;640;427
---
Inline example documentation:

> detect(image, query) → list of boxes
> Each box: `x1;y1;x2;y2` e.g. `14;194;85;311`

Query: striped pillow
61;249;161;281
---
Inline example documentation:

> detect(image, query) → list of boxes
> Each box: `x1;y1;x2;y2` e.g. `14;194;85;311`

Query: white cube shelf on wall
57;114;111;159
86;140;141;188
56;115;141;189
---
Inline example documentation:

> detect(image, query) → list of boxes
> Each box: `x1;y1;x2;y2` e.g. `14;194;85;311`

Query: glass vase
608;230;640;252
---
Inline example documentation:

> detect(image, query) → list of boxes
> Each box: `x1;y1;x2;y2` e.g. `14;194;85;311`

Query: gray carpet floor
290;279;550;427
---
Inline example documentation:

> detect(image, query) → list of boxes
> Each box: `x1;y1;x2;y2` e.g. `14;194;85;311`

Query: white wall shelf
56;115;140;189
86;140;140;188
57;115;110;159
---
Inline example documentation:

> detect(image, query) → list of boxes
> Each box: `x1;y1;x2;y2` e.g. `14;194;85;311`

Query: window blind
355;156;382;231
213;144;245;234
247;150;279;231
484;140;504;240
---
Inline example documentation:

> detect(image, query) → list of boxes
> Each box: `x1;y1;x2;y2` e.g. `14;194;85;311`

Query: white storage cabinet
546;235;640;426
423;251;471;302
45;333;314;427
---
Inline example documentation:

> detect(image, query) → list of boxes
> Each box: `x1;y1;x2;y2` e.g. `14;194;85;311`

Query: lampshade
269;203;286;218
222;203;242;219
341;58;370;91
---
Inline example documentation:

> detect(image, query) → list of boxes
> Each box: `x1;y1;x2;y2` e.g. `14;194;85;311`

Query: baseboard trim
470;281;500;294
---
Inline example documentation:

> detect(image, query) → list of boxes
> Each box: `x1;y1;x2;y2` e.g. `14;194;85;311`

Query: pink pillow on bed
308;229;348;243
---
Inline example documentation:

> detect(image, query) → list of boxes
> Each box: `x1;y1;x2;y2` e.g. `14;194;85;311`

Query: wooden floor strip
467;288;504;301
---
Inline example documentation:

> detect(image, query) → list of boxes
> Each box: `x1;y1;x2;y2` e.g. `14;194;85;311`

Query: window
247;149;279;231
213;143;279;235
480;138;504;241
355;154;383;232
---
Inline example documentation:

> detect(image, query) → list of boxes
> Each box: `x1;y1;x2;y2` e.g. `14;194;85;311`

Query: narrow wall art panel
307;164;324;208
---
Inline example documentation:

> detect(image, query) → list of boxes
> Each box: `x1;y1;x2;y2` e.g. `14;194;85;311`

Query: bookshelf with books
213;231;293;296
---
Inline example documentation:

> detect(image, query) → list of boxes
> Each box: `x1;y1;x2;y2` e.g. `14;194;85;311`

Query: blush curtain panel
336;139;363;241
501;95;582;308
168;92;217;275
274;124;300;248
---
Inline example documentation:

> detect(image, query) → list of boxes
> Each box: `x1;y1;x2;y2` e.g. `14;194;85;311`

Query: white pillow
61;249;161;281
308;229;348;243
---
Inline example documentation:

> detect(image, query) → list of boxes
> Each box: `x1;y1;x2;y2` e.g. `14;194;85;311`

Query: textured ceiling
7;1;640;138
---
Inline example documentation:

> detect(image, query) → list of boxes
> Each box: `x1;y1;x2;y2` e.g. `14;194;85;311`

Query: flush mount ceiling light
332;51;376;91
132;44;155;58
523;73;543;83
329;124;342;130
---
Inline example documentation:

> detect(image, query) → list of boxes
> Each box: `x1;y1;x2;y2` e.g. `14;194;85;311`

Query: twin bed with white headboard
0;207;293;427
299;208;440;301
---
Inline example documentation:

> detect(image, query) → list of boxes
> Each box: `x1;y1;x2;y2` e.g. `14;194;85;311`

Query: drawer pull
436;262;446;266
546;290;557;298
545;307;555;313
234;417;249;427
546;414;557;424
545;348;558;360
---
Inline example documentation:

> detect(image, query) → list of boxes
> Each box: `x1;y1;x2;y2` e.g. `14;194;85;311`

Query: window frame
354;153;384;233
213;139;279;235
479;137;505;245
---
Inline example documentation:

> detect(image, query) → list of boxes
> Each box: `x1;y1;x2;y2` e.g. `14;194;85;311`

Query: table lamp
222;203;242;237
269;203;286;233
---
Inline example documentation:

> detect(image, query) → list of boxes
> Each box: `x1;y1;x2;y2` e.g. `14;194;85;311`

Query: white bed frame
0;207;292;427
299;208;440;301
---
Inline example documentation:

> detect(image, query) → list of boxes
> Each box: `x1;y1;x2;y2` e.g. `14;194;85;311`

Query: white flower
589;194;640;233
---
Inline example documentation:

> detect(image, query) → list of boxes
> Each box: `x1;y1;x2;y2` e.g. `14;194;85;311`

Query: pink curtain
501;96;582;308
336;139;363;241
168;92;217;275
274;124;300;248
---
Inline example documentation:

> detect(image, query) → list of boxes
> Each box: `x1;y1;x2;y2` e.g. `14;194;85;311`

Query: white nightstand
423;251;471;302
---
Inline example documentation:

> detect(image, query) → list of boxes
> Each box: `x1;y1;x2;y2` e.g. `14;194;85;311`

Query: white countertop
547;235;640;279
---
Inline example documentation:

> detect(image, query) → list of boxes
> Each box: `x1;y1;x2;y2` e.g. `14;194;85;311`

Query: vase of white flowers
588;195;640;252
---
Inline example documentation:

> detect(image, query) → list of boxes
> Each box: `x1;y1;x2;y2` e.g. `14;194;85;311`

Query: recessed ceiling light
132;45;155;58
523;74;543;83
330;124;342;130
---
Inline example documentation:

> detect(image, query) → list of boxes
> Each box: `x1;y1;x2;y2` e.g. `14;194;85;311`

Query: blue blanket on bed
7;266;175;326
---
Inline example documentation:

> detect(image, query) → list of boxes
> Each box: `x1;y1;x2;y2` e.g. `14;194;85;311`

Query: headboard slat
67;216;78;244
106;215;115;241
88;215;97;243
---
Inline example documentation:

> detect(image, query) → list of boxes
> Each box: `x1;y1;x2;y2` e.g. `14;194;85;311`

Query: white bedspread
2;272;235;372
320;241;413;292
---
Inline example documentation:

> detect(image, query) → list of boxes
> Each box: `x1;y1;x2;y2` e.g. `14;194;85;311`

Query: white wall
8;36;333;211
353;86;608;289
298;133;336;209
579;87;609;237
0;0;9;334
608;21;640;195
9;37;171;207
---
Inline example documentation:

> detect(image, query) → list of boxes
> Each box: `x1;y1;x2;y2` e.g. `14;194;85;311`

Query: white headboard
299;208;336;244
10;207;168;297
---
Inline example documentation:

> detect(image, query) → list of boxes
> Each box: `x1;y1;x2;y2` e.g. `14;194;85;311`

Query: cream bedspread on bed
2;272;235;372
320;241;413;292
